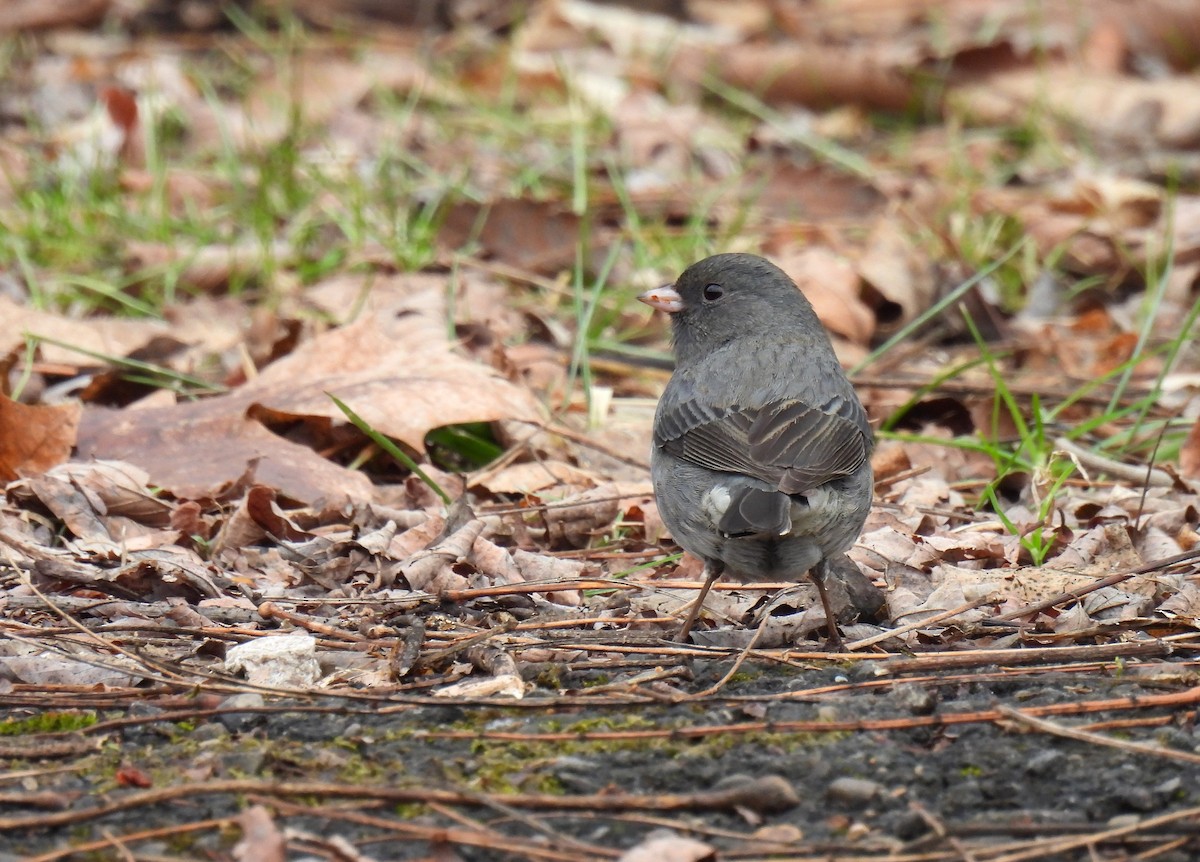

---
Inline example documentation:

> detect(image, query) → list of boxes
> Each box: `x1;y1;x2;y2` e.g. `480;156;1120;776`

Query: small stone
890;810;930;840
121;702;168;741
1024;749;1063;775
191;722;228;743
893;683;937;715
222;750;266;776
217;692;265;734
1156;728;1194;752
1155;776;1182;796
952;780;984;807
827;776;883;804
848;661;882;681
1117;787;1157;812
128;702;166;717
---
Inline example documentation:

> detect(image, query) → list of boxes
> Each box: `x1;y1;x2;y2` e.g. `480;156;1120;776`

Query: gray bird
639;253;874;645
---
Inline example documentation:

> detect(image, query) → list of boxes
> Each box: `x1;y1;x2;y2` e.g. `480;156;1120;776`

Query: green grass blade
328;392;452;506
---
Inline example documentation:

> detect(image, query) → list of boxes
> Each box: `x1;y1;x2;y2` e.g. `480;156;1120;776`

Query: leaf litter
2;1;1200;860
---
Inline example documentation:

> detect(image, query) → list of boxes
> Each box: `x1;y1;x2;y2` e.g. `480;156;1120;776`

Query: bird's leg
677;561;723;642
811;559;844;651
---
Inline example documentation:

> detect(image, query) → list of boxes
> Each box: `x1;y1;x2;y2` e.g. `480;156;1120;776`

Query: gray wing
655;390;870;496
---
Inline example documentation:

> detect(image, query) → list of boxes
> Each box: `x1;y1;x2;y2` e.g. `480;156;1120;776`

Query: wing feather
656;389;869;495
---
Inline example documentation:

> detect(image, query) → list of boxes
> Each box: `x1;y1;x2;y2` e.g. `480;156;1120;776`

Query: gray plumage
641;253;874;641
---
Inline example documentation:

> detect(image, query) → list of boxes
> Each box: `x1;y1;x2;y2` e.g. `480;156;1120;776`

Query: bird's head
638;253;821;362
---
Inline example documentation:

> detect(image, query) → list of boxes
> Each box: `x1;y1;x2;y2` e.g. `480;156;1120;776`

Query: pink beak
638;284;684;313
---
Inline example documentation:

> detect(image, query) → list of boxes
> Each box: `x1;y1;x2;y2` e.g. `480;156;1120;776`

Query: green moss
394;802;431;819
532;666;564;690
0;710;97;735
726;670;762;684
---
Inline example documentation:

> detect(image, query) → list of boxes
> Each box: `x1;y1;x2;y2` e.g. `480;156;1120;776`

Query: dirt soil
2;643;1199;861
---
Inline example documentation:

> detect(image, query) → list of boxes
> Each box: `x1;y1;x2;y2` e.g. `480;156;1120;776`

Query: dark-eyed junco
639;253;874;645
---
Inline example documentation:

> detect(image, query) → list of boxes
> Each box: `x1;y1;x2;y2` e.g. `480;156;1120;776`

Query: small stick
997;704;1200;766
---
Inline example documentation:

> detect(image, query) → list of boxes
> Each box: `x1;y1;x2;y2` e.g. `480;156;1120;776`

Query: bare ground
2;636;1199;861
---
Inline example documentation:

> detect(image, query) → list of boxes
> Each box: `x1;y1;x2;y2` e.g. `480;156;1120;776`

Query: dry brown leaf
952;67;1200;149
77;399;374;506
871;441;912;485
1134;525;1184;564
125;239;296;293
0;296;169;370
1158;583;1200;626
190;51;431;151
120;168;225;214
470;535;526;581
439;197;585;276
0;640;141;687
888;425;996;487
38;460;170;528
0;0;109;31
511;548;584;606
911;533;1007;568
676;41;913;111
1181;416;1200;480
774;246;874;345
401;518;482;594
1066;175;1163;228
0;395;80;482
856;219;935;330
244;284;542;453
16;473;113;550
519;0;730;60
610;92;738;193
881;569;988;627
77;275;537;505
210;497;268;556
476;460;598;494
543;483;625;547
853;527;920;574
387;513;446;560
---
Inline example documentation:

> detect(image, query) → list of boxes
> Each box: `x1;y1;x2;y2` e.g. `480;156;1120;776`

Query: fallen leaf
773;246;874;345
439;197;585;276
244;284;543;453
125;239;296;293
677;40;912;110
0;296;184;370
0;0;109;31
1181;417;1200;480
0;395;80;482
77;398;374;506
856;219;935;330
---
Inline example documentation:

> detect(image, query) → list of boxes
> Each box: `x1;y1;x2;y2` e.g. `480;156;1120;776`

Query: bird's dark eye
702;283;724;302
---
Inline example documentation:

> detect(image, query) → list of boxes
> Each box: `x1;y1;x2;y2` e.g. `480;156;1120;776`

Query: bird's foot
677;563;722;642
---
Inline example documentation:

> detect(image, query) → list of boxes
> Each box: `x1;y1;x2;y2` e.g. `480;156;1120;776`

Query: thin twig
988;547;1200;623
996;704;1200;766
845;596;995;651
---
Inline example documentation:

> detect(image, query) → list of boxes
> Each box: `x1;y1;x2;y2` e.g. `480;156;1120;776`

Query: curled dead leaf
402;518;484;594
775;246;874;345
